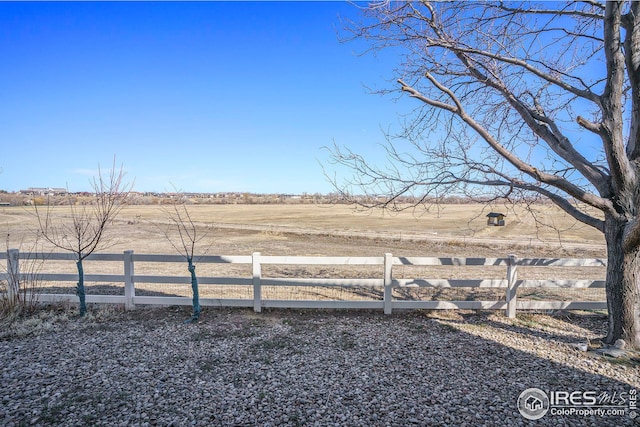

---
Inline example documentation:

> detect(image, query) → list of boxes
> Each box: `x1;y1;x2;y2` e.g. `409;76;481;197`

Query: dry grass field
0;202;607;305
0;202;606;256
4;204;636;427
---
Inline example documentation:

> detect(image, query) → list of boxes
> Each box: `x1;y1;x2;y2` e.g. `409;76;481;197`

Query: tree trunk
604;215;640;349
186;258;201;323
76;260;87;317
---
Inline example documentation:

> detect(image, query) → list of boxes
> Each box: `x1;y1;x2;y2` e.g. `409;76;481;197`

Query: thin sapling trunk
34;159;131;317
76;260;86;317
157;192;212;324
186;257;201;323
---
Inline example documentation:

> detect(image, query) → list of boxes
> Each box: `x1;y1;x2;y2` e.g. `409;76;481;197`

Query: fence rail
1;249;608;317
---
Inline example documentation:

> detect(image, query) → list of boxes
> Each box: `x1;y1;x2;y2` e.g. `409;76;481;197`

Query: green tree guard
185;257;201;323
76;260;87;317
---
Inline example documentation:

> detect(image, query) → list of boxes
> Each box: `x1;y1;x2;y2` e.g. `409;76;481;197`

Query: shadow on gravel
1;308;638;427
438;310;608;345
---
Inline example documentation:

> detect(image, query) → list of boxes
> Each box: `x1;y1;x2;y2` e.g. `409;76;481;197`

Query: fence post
252;252;262;313
506;254;518;318
383;253;393;315
7;249;19;303
124;250;135;311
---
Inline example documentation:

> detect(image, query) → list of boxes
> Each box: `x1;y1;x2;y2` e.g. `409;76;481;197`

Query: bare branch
496;1;605;20
34;158;132;260
601;3;630;177
623;1;640;161
397;78;615;215
156;190;213;263
330;0;640;351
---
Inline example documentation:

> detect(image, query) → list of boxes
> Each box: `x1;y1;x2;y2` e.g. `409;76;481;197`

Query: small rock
569;342;588;351
613;339;626;349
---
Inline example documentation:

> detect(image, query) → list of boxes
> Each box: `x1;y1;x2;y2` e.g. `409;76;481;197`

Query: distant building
486;212;506;226
19;187;67;196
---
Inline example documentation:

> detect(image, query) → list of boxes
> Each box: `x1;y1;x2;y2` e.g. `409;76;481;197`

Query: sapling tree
35;161;132;316
2;234;48;319
157;194;212;323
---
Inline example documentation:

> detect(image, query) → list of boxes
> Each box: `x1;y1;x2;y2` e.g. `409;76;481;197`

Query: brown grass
1;203;605;253
0;203;607;304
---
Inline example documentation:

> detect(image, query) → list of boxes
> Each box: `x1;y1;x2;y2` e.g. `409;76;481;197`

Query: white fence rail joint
1;249;608;317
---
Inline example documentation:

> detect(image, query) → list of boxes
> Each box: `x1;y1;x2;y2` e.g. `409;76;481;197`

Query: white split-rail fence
1;249;607;318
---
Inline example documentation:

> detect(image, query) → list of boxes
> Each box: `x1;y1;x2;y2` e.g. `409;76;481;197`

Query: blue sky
0;1;409;194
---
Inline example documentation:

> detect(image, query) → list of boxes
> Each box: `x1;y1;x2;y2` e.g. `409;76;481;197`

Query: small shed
486;212;506;226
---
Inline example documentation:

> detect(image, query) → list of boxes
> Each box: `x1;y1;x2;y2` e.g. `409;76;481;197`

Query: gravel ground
1;306;638;427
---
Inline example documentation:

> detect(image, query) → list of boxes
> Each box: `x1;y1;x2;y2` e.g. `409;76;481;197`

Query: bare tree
329;1;640;348
157;194;212;323
35;160;132;316
2;234;48;320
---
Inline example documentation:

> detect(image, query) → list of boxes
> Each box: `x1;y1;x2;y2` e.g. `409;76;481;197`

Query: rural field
0;202;606;257
1;202;608;304
3;202;638;427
